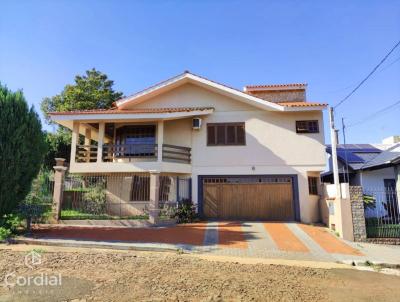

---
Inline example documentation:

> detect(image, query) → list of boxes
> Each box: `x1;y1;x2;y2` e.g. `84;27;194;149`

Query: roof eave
282;105;327;111
50;108;214;122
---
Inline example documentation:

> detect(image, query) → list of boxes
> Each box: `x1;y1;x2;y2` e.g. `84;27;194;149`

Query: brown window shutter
237;124;245;145
227;125;236;144
217;125;226;145
207;125;216;145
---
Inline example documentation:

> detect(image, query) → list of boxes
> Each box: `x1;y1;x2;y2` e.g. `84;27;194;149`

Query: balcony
76;143;191;164
69;120;193;174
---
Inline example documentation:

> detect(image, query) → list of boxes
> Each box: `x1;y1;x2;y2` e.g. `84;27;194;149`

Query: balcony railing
103;144;158;162
76;145;98;163
75;144;191;164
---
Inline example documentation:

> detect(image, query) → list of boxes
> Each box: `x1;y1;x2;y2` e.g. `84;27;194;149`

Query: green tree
40;69;123;168
43;129;71;170
41;68;123;122
0;84;47;216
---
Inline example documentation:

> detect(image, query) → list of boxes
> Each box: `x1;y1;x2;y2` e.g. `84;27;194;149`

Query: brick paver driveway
205;221;364;262
32;221;371;263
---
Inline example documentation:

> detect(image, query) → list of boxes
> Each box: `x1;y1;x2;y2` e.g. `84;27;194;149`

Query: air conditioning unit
192;118;202;130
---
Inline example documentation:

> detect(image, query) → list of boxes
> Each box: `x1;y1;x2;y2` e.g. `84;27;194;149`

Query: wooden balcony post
149;171;160;224
97;122;105;163
157;120;164;162
70;121;79;164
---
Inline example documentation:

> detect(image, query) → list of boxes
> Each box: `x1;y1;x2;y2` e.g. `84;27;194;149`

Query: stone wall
349;186;367;242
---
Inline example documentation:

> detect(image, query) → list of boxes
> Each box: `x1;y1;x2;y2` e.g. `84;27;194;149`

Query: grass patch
61;210;148;220
365;219;400;238
31;248;46;254
64;188;91;192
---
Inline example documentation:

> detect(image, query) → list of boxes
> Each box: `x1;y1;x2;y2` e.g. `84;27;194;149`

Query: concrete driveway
31;221;400;264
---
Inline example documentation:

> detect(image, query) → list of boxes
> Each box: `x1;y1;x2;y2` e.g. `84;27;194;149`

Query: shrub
0;84;47;216
363;194;376;210
18;171;53;230
173;199;197;224
0;214;24;240
0;227;12;241
82;185;106;214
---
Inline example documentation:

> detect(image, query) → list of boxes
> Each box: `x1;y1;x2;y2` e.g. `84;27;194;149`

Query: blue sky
1;0;399;144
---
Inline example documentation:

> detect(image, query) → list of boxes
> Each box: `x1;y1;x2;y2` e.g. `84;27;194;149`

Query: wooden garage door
203;177;294;220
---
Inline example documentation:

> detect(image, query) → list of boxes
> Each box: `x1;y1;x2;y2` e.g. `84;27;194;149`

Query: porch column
157;120;164;163
97;122;105;163
70;121;79;164
52;158;67;221
149;171;160;224
84;127;92;162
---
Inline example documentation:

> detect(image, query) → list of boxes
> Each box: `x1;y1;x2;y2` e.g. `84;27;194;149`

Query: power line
334;39;400;109
347;99;400;128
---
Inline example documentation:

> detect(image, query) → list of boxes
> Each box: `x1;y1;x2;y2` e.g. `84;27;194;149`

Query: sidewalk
21;221;400;266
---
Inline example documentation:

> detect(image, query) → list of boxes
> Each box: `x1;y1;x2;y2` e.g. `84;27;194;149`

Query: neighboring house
49;71;327;223
322;138;400;218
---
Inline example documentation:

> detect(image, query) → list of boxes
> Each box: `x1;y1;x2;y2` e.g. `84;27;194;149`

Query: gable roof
326;143;400;171
361;143;400;170
116;71;326;112
326;144;383;170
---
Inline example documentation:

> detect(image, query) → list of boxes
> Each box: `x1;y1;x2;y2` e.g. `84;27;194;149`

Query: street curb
341;259;400;269
13;237;182;253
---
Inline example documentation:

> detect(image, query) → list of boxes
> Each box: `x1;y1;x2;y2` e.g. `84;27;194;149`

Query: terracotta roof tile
49;107;214;115
277;102;327;107
246;83;307;89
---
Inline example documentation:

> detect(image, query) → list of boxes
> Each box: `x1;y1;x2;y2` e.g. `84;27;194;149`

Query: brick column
350;186;367;242
148;171;160;224
52;158;68;221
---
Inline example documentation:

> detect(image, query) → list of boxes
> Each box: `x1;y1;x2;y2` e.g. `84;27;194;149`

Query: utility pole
341;117;350;184
329;107;341;198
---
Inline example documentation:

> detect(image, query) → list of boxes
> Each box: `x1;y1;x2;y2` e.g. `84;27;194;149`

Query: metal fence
61;173;191;220
363;187;400;238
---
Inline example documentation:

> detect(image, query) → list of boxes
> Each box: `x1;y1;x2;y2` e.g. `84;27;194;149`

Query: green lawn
60;210;148;220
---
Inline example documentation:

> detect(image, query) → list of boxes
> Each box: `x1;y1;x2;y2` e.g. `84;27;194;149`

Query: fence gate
363;185;400;239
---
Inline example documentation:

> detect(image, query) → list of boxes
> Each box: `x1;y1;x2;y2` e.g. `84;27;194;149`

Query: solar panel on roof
336;150;365;163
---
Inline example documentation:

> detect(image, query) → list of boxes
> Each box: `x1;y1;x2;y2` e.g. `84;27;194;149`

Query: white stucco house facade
50;71;327;223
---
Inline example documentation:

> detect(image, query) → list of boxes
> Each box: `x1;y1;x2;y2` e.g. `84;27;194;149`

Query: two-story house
49;71;327;223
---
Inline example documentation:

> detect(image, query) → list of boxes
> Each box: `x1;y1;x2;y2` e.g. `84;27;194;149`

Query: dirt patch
0;247;398;301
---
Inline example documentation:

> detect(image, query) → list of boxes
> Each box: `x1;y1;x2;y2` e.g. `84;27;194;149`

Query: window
116;125;156;156
308;176;319;195
296;120;319;133
207;123;246;146
131;175;150;201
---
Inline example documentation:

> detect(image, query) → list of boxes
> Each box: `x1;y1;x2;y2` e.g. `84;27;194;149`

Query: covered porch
49;107;214;173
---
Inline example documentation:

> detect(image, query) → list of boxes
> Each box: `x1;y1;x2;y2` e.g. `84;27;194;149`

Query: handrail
77;143;191;164
103;144;157;162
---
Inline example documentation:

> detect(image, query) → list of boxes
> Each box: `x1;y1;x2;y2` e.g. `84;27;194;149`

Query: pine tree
0;84;47;216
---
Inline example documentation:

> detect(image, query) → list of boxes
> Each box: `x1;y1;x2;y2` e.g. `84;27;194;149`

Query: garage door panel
203;177;294;221
203;184;218;218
